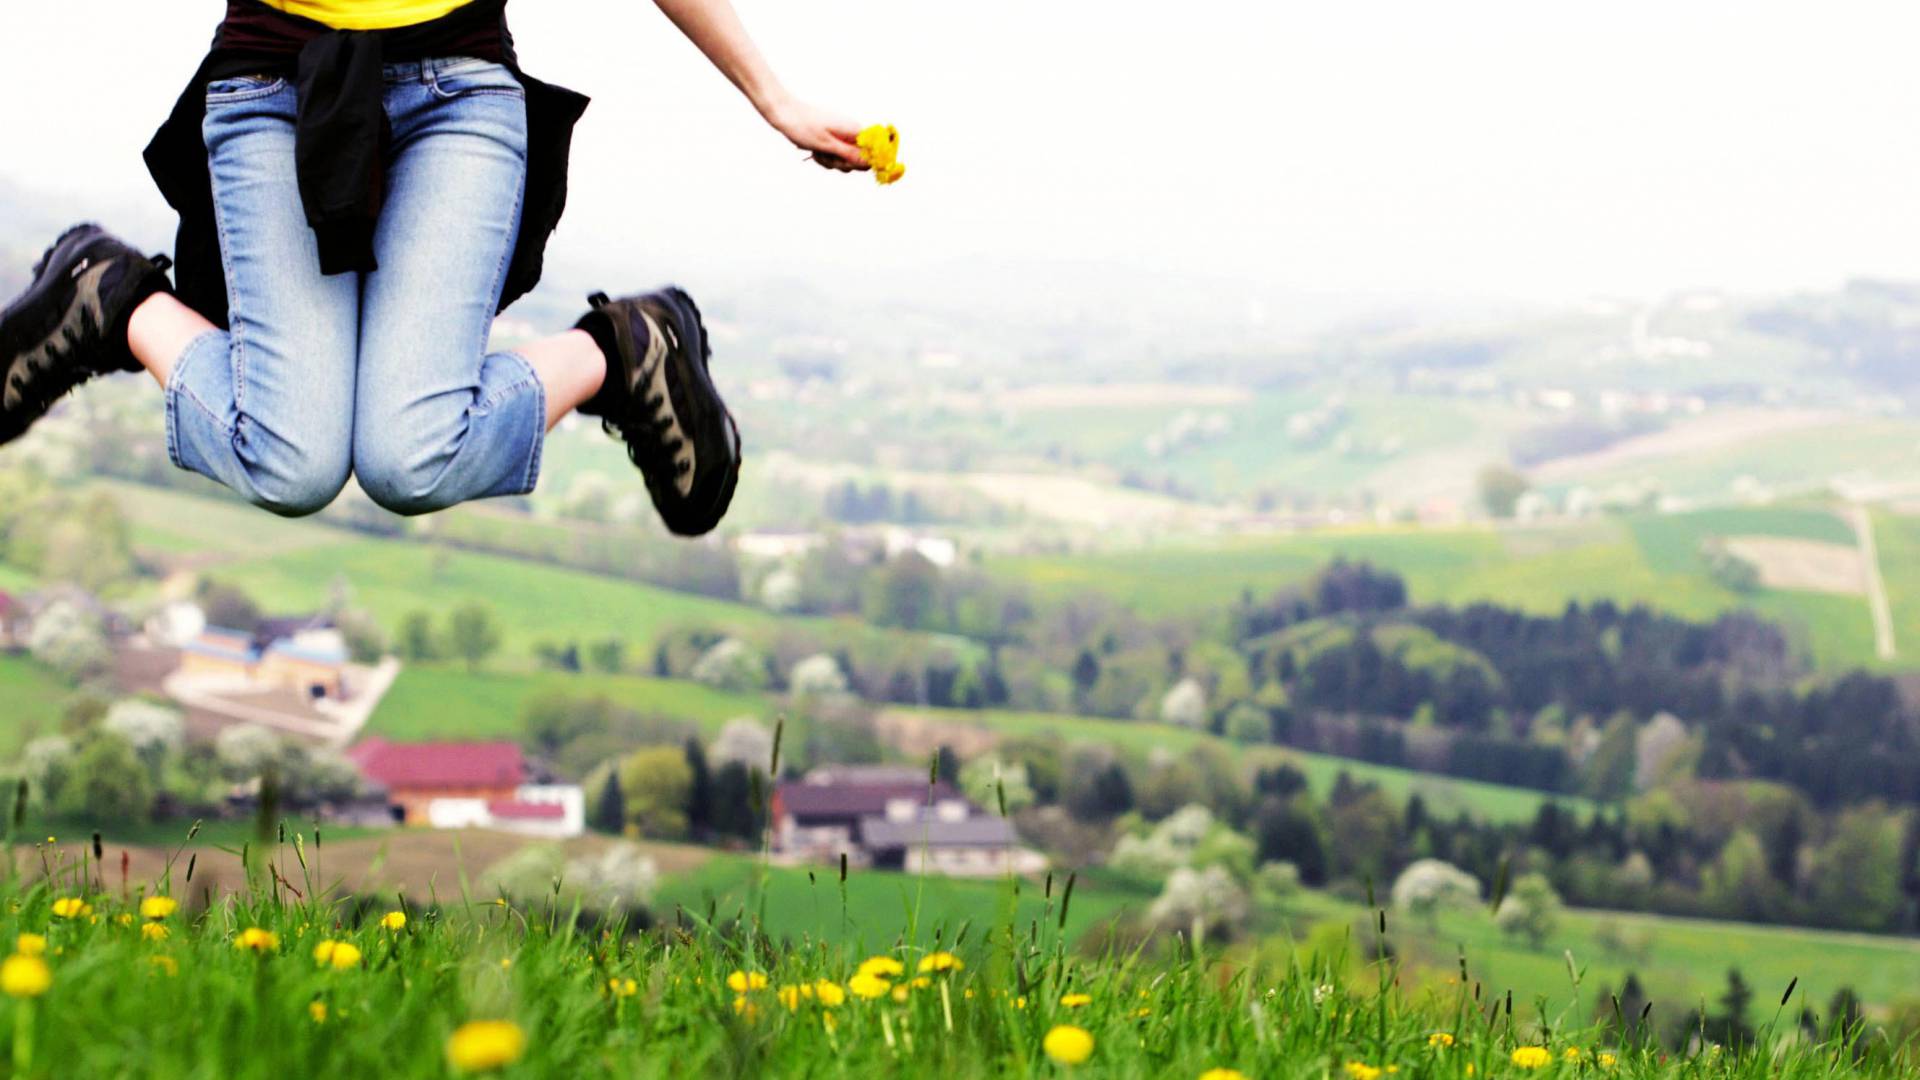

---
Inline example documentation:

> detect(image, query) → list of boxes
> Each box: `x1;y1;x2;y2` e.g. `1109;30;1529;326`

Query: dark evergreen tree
683;739;714;837
590;768;625;834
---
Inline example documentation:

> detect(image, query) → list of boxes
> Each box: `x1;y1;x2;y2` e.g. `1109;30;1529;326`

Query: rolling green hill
990;506;1903;671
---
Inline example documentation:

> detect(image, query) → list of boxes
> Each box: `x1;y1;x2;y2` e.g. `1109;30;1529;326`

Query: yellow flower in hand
856;124;906;185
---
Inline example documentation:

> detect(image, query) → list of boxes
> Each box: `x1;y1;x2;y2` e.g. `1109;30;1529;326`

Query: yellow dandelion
889;984;910;1004
1134;1006;1152;1018
1429;1032;1455;1048
1014;995;1028;1009
732;995;761;1021
50;897;91;919
446;1019;525;1072
1563;1048;1583;1062
142;922;170;942
777;985;804;1011
1344;1064;1383;1080
608;977;638;998
726;970;769;992
380;911;407;932
814;980;847;1006
234;927;280;952
1060;992;1092;1008
141;896;178;920
848;972;891;1000
917;951;963;974
1;954;51;998
116;913;135;927
309;1001;328;1024
1199;1071;1250;1080
857;955;905;979
1043;1024;1095;1066
1511;1046;1552;1069
1598;1052;1618;1068
149;955;179;976
500;957;513;970
15;934;45;957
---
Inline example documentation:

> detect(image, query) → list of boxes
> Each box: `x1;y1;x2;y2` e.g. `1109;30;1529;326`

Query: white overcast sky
6;1;1920;306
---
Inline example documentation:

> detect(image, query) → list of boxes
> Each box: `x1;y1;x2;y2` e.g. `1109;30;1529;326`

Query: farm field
991;506;1898;670
368;666;776;741
0;653;72;755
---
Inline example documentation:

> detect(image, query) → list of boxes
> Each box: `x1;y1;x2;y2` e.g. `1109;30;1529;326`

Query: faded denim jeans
166;56;543;517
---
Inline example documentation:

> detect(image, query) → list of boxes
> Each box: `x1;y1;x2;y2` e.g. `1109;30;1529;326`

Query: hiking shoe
574;286;741;536
1;223;172;446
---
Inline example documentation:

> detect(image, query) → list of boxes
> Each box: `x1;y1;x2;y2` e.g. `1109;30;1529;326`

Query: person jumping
0;0;874;535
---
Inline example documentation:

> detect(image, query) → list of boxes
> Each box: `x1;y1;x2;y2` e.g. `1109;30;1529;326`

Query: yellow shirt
262;0;475;31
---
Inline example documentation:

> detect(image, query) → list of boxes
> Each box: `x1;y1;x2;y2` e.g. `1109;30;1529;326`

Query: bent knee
249;464;349;518
353;448;452;517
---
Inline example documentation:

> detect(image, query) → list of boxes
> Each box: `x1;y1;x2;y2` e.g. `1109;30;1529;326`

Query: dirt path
1848;503;1897;662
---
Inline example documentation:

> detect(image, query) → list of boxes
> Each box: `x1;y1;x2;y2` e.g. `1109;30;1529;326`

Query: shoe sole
0;224;107;445
653;286;741;536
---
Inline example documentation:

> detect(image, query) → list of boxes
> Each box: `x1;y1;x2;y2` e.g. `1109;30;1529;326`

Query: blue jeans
167;56;544;517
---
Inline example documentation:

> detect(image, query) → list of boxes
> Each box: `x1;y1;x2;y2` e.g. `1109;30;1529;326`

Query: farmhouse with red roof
346;737;583;838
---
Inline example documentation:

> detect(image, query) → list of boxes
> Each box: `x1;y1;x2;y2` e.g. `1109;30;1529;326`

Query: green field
369;666;775;741
655;856;1143;949
991;507;1894;671
905;705;1593;825
0;654;73;752
1872;508;1920;666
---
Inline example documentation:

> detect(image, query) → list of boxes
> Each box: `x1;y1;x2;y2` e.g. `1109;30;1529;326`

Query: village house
345;737;584;838
178;615;349;700
771;765;1045;877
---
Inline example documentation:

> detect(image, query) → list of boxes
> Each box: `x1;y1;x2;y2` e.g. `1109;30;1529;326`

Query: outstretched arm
653;0;868;172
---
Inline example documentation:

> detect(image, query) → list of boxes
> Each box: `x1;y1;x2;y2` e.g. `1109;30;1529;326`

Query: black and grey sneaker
574;286;741;536
0;223;173;447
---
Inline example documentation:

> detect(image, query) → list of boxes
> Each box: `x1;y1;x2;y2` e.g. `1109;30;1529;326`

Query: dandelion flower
1563;1048;1583;1062
234;927;280;952
1060;992;1092;1008
855;124;907;186
1597;1052;1618;1068
1344;1064;1383;1080
1199;1071;1250;1080
15;934;45;957
857;955;904;979
309;1001;328;1024
917;951;963;974
1511;1046;1552;1069
380;911;407;932
141;896;178;920
50;897;91;919
1;954;51;998
813;980;847;1006
777;985;804;1011
1043;1024;1094;1066
732;995;761;1021
726;970;768;992
312;940;362;970
142;923;170;942
149;955;179;976
890;984;911;1004
116;913;135;927
446;1019;525;1072
848;972;891;1000
1428;1033;1455;1048
1014;995;1028;1010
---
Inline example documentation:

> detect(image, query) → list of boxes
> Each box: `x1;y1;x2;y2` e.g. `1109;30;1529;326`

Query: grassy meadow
0;831;1914;1079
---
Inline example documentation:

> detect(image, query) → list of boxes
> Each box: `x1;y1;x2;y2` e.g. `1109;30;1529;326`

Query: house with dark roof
345;737;583;837
771;765;1045;877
